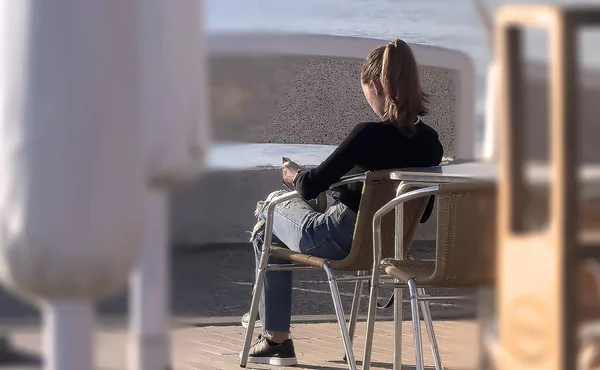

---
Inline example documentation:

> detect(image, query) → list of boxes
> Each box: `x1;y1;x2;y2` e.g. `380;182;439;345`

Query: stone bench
170;33;476;247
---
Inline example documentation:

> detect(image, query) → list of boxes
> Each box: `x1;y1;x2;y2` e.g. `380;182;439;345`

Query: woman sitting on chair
245;38;445;366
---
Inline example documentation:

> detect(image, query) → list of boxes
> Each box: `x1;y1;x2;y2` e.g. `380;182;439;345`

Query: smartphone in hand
282;157;294;190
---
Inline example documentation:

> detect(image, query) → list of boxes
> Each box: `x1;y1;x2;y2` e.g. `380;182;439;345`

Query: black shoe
241;312;262;329
242;335;297;366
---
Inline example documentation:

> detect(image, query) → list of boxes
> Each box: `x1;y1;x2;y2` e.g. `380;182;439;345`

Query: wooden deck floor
7;319;480;369
192;320;480;370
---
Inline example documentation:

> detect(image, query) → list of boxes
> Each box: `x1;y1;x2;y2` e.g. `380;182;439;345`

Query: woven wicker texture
271;170;429;271
384;182;497;287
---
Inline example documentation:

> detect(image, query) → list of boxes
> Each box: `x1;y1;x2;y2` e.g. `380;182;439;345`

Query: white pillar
43;301;94;370
0;2;145;370
130;1;209;370
129;191;170;370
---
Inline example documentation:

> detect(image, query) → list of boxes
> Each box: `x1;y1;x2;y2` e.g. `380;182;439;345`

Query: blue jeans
250;190;357;332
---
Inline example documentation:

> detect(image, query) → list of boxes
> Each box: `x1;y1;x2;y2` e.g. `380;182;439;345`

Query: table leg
477;287;495;370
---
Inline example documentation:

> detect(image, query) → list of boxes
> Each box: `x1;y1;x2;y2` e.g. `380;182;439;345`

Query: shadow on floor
0;337;42;367
0;242;476;325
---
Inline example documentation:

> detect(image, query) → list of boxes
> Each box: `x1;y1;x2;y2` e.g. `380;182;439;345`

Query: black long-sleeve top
293;120;444;213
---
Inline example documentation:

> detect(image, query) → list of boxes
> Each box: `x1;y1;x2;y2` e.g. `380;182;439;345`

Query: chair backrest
430;182;497;287
331;171;429;271
579;260;600;321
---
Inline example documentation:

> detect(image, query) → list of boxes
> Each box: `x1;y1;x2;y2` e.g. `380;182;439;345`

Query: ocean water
205;0;600;166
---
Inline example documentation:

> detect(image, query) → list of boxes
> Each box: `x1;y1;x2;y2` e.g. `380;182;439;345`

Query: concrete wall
170;34;477;247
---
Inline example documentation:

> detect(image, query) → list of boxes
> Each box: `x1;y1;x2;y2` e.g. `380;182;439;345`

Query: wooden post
495;5;600;370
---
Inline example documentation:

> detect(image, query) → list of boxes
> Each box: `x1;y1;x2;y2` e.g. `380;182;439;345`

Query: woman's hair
361;38;429;136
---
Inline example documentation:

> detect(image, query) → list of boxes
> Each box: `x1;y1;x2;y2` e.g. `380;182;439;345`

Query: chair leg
343;276;364;362
418;288;443;370
362;267;381;370
239;248;270;367
407;279;425;370
393;286;403;370
323;262;357;370
348;275;364;345
477;287;495;370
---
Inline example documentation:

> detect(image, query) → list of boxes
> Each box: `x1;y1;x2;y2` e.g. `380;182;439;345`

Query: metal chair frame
364;182;496;370
239;173;430;370
239;174;366;370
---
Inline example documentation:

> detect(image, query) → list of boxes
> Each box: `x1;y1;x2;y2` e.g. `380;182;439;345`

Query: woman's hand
282;160;302;189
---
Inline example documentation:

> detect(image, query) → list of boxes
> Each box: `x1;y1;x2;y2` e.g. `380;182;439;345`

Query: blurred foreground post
495;5;600;370
130;1;209;370
0;2;145;370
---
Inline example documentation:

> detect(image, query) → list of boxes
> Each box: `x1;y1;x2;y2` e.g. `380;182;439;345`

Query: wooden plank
495;4;600;370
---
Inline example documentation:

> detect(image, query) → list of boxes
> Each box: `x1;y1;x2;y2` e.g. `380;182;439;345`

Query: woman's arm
293;122;370;200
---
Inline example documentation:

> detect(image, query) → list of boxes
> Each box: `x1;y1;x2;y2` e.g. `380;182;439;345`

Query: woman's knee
254;190;288;219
